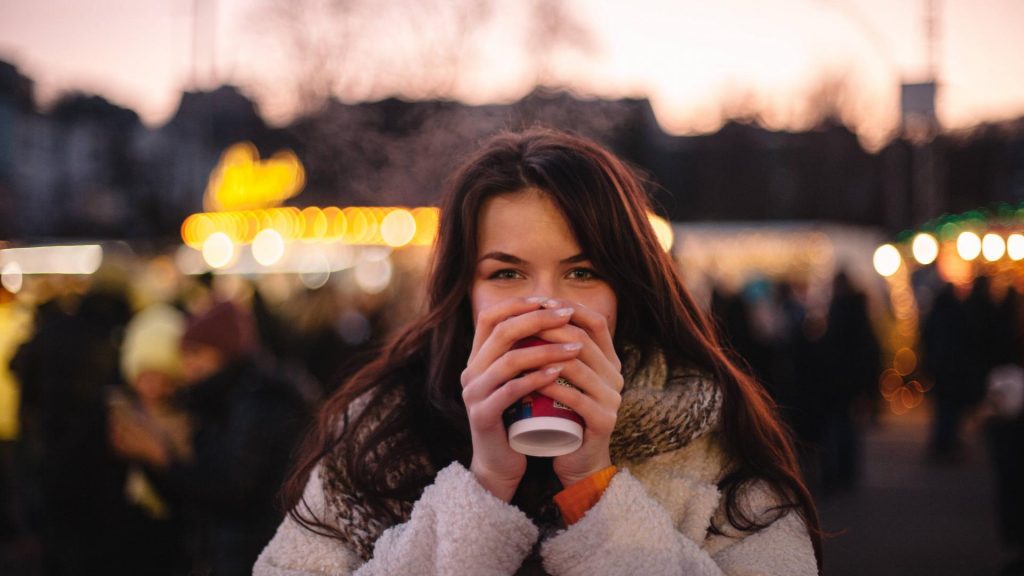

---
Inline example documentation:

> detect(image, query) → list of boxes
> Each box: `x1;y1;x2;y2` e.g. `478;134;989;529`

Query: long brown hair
282;127;822;567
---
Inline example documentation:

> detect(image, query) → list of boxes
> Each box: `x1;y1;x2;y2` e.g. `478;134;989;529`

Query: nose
531;274;565;302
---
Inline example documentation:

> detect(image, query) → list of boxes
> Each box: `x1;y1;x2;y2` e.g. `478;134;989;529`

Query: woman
255;128;821;575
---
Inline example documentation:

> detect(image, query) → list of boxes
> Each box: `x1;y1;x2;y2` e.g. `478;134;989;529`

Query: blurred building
134;85;289;235
2;58;1024;242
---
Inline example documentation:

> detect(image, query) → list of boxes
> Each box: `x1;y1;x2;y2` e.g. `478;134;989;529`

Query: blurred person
251;285;292;367
818;270;880;494
983;362;1024;576
108;303;191;575
769;281;825;484
922;281;984;462
967;276;1004;403
981;286;1024;575
256;129;821;575
112;300;310;576
710;284;771;384
9;283;134;576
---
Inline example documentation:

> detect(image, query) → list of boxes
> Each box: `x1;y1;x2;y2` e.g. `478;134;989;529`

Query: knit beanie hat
181;300;255;362
121;304;186;383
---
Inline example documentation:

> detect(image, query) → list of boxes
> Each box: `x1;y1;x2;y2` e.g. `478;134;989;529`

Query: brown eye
567;268;599;281
489;269;523;280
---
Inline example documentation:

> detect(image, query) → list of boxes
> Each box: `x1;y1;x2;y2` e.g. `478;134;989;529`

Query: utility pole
903;0;943;224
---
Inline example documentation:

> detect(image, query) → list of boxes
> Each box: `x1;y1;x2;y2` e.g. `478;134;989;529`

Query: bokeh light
252;228;286;266
323;207;347;241
202;232;235;269
411;208;440;245
181;206;443;249
1;262;23;294
298;251;331;289
911;233;939;265
899;386;923;410
1008;234;1024;261
956;231;982;261
301;207;328;241
879;369;903;400
342;207;371;244
355;257;393;294
893;347;918;376
380;209;417;247
873;244;901;277
982;233;1006;261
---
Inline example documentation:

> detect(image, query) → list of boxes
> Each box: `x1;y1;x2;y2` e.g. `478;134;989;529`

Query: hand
109;410;171;469
533;300;623;488
461;297;585;501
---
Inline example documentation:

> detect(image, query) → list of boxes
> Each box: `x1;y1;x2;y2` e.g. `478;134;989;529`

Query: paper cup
503;338;584;457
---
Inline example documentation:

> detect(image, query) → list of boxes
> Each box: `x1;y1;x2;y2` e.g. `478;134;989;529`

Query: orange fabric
553;466;618;525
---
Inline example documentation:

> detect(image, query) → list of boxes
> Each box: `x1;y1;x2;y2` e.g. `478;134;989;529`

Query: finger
470;306;577;371
543;300;619;371
466;365;566;430
557;358;624;406
469;297;548;360
533;324;622;391
462;341;582;399
538;379;620;436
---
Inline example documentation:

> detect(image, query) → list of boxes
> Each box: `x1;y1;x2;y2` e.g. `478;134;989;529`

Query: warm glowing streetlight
1008;234;1024;261
873;244;901;277
912;233;939;265
380;209;417;247
202;232;235;269
252;228;286;266
956;231;982;261
1;262;23;293
982;233;1006;262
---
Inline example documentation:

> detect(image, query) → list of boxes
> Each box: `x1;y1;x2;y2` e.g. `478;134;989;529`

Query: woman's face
470;189;617;336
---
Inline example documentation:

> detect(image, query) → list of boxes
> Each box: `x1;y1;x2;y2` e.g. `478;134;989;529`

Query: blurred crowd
0;265;397;576
711;269;1024;574
921;275;1024;575
710;271;882;497
0;257;1022;575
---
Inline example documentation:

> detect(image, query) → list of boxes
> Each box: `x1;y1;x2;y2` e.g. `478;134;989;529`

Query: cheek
605;301;618;338
469;281;489;327
587;288;618;337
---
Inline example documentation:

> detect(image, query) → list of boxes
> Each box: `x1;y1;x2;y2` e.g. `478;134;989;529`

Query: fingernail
563;342;583;351
554;307;574;317
545;365;564;375
541;299;560;308
526;296;548;304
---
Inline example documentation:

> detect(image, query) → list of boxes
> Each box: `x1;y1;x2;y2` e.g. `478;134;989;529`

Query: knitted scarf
319;348;723;561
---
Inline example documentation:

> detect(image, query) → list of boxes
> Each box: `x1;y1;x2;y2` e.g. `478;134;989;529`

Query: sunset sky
2;0;1022;147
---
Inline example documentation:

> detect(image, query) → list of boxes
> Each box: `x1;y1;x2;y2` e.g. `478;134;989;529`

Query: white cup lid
508;416;583;457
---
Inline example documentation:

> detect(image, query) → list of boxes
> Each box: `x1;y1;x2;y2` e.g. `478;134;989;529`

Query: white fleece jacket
253;432;818;575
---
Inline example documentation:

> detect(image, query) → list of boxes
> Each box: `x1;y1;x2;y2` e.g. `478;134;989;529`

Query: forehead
476;190;579;253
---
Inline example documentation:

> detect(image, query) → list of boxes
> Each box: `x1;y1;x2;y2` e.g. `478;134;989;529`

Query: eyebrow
477;251;589;265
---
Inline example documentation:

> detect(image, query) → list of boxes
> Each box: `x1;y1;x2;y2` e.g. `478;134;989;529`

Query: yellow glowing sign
181;206;442;248
205;142;305;212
